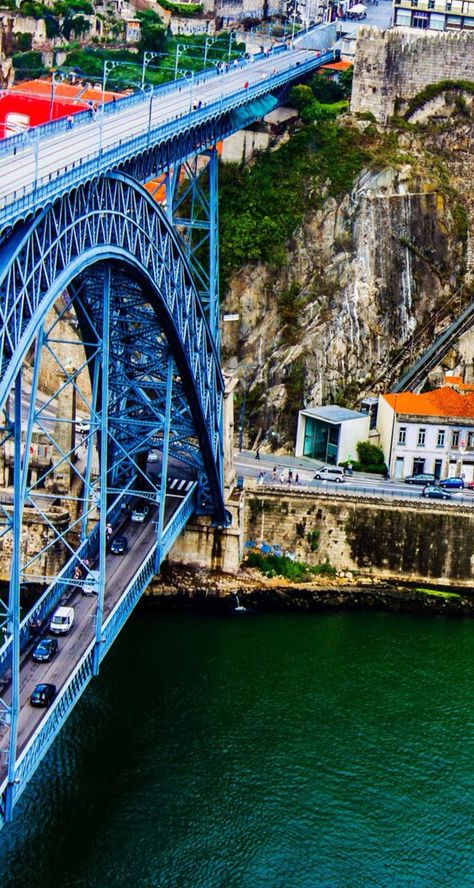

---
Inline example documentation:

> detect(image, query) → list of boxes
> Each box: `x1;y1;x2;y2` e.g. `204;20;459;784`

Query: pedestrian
66;115;74;130
243;81;249;89
295;473;299;484
106;523;113;541
255;448;260;460
272;466;277;482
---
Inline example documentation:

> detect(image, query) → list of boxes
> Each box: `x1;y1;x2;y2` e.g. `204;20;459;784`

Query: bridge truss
0;39;337;826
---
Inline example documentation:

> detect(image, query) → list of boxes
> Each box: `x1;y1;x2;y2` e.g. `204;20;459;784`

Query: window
428;0;434;7
417;428;426;447
437;430;445;447
468;431;474;449
413;458;425;475
398;426;407;446
452;430;460;448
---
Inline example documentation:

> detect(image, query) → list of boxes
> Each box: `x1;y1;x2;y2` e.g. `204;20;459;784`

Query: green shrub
246;551;334;581
356;441;385;467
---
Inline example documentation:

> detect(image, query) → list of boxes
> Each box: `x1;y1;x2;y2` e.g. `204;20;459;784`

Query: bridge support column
5;372;23;821
154;353;173;574
93;266;111;677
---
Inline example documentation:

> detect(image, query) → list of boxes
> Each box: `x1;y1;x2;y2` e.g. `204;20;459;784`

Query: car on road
404;473;435;485
83;569;100;595
49;606;75;634
147;450;160;463
30;683;57;707
439;477;464;489
313;466;345;483
76;419;90;435
422;485;452;500
110;535;128;555
131;503;150;522
32;637;59;663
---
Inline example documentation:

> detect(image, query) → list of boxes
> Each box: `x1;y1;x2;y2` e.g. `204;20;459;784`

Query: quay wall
242;488;474;586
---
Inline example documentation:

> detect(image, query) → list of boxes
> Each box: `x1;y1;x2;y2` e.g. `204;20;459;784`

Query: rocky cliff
220;95;474;448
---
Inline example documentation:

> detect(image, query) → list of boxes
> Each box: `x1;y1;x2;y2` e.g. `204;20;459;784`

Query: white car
76;419;90;435
131;504;150;523
83;569;100;596
49;606;75;635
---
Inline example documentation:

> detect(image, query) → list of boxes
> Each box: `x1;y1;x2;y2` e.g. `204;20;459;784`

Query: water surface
0;610;473;887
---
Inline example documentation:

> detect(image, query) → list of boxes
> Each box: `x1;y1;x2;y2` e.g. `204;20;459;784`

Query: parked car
76;419;90;435
83;570;100;596
110;535;128;555
32;637;59;663
30;683;57;707
49;606;75;635
439;477;464;489
313;466;345;483
422;485;452;500
131;503;150;522
404;473;435;485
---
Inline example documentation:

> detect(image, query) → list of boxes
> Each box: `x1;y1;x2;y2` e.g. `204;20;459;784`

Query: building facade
393;0;474;32
296;405;370;464
378;383;474;481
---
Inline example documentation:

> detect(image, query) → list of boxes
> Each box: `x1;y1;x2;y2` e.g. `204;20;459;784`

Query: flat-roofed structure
296;405;370;464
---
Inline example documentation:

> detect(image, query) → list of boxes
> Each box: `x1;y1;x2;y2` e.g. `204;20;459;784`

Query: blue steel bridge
0;34;335;825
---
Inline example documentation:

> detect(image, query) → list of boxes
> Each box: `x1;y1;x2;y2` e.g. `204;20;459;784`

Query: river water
0;609;473;887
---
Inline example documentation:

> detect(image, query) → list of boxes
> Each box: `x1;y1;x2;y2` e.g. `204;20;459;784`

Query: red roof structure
383;387;474;419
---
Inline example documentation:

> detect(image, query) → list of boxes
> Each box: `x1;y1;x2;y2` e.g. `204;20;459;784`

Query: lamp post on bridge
183;69;195;114
141;51;164;88
174;44;187;80
99;59;127;155
49;70;63;122
204;36;216;67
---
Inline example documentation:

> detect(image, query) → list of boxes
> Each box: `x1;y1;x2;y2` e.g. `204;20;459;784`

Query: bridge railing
0;49;335;225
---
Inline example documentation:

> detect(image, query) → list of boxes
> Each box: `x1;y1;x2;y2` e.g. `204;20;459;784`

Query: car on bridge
404;473;435;485
30;683;57;707
110;535;128;555
49;606;75;634
439;477;464;489
131;503;150;522
32;637;59;663
422;485;452;500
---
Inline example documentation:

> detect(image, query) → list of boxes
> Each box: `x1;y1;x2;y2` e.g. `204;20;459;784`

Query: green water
1;609;473;887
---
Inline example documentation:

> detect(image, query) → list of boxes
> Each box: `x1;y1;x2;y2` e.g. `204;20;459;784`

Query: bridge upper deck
0;45;335;233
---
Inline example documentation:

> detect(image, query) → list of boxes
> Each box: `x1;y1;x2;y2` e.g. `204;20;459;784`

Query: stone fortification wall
350;28;474;123
243;489;474;586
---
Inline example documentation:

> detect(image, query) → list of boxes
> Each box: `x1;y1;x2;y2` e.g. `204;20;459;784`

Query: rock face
221;133;470;445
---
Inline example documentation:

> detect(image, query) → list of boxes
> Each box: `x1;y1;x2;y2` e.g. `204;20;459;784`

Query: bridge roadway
0;46;330;215
0;480;191;786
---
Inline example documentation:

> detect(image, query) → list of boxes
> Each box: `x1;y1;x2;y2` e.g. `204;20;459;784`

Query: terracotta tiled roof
320;61;352;71
383;387;474;418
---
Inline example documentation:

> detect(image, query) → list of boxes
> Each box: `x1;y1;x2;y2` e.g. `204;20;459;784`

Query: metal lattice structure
0;38;338;826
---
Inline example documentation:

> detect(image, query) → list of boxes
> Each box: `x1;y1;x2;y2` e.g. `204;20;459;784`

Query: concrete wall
350;27;474;123
243;488;474;585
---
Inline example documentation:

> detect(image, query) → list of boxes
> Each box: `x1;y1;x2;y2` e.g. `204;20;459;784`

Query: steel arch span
0;171;226;823
0;171;225;514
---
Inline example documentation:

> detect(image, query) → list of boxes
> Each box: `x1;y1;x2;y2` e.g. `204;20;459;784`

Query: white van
83;570;100;596
49;606;75;635
314;465;346;483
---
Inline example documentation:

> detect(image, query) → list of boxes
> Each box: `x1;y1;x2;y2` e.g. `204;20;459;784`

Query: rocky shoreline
145;564;474;618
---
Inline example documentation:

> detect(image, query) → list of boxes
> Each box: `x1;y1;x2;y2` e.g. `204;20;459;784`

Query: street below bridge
234;451;474;506
0;478;193;786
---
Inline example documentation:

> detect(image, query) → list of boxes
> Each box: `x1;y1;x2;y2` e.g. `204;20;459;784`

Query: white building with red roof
378;376;474;482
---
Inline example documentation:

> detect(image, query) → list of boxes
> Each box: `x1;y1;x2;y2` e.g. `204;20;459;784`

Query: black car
30;683;57;707
32;637;59;663
110;535;128;555
422;485;452;500
404;473;436;485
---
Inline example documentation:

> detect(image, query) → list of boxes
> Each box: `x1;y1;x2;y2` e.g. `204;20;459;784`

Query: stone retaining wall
350;28;474;123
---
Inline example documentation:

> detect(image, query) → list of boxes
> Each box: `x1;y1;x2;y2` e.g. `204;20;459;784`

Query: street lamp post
183;69;194;113
49;70;63;122
203;36;216;67
174;44;187;80
141;51;163;88
228;30;236;61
